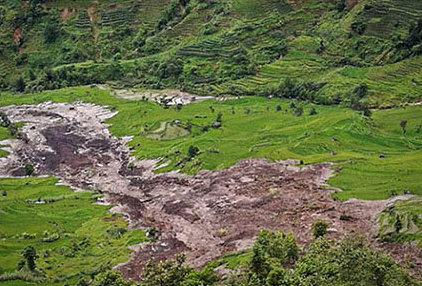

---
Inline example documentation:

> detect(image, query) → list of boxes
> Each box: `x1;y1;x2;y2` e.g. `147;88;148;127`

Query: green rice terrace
0;0;422;285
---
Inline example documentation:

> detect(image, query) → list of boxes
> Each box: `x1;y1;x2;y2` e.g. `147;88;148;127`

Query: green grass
0;126;12;157
0;176;148;285
378;197;422;247
0;86;421;201
217;250;252;269
2;0;421;107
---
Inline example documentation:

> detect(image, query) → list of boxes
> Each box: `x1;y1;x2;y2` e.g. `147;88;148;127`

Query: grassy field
0;126;12;157
0;176;148;285
1;86;421;201
378;197;422;247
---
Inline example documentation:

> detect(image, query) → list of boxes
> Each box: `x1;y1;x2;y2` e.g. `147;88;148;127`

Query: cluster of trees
258;78;326;103
335;0;347;12
255;40;288;64
342;83;371;116
396;20;422;58
81;228;418;286
156;0;192;30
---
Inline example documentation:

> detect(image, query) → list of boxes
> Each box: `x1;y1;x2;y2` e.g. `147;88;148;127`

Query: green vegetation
378;197;422;247
0;176;148;285
73;230;420;286
0;125;12;157
1;86;421;201
312;220;329;238
0;0;421;106
0;0;422;282
222;230;419;286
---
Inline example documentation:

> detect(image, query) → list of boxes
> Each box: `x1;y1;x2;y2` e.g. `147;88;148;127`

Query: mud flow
0;102;420;279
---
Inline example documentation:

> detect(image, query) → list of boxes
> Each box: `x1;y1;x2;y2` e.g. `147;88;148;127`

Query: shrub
187;145;199;158
24;164;34;176
312;220;328;238
91;270;131;286
351;21;366;35
344;83;369;111
309;107;317;115
294;107;303;117
336;0;346;12
22;246;38;271
44;21;60;43
400;120;408;134
251;230;299;280
107;227;127;238
0;112;10;127
42;231;60;243
141;254;218;286
15;77;25;92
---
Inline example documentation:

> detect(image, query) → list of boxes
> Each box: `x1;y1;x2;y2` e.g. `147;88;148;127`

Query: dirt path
0;102;420;279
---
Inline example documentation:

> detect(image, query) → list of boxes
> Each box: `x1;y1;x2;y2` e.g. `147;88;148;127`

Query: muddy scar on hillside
0;102;421;279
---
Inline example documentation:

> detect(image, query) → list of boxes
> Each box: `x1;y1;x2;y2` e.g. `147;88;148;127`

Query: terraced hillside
0;0;421;106
0;1;422;285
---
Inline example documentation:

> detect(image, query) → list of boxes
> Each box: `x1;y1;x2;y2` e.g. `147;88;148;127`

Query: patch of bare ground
0;102;420;279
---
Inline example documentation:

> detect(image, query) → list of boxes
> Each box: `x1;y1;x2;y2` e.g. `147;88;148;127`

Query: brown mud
0;102;420;279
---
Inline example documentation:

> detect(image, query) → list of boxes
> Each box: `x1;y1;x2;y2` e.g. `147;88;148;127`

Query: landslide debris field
1;101;421;279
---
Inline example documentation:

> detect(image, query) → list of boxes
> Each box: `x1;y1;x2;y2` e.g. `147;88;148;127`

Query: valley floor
0;86;421;283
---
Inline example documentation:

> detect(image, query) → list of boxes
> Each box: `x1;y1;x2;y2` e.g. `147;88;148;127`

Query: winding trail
0;102;420;279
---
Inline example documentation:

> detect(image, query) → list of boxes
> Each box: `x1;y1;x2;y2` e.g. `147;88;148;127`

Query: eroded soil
0;102;420;279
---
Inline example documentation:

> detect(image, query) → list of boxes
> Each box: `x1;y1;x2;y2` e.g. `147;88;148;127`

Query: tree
289;102;296;109
336;0;346;12
362;107;371;117
266;267;289;286
15;76;25;92
141;254;218;286
92;270;131;286
24;164;34;176
400;120;408;134
251;230;299;281
0;111;11;127
294;107;303;117
312;220;328;238
353;83;368;99
187;145;199;158
216;112;222;122
309;107;317;115
44;22;60;43
347;83;369;111
351;21;366;35
276;104;282;112
106;60;122;80
22;246;38;271
143;254;191;286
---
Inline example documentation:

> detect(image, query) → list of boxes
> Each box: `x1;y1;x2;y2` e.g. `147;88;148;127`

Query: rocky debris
0;102;421;279
109;87;214;105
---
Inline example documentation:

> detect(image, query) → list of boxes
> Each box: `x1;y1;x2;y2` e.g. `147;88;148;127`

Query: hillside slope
0;0;421;106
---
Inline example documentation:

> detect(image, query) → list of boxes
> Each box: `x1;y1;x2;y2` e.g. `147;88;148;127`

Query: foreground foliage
90;230;420;286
